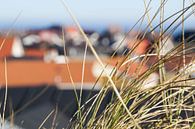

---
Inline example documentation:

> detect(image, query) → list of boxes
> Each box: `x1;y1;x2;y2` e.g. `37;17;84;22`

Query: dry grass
0;0;194;129
60;0;195;128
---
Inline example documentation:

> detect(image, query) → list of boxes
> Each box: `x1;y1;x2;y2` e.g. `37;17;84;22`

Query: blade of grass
38;109;55;129
61;28;84;128
1;58;8;128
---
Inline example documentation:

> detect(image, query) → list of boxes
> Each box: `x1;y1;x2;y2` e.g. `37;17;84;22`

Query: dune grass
60;0;195;128
0;0;194;129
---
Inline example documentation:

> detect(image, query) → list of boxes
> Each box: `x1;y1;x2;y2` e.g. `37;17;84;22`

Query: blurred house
160;36;175;55
0;36;24;58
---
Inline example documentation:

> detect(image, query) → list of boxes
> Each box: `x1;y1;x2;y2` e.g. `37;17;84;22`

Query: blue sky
0;0;195;30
